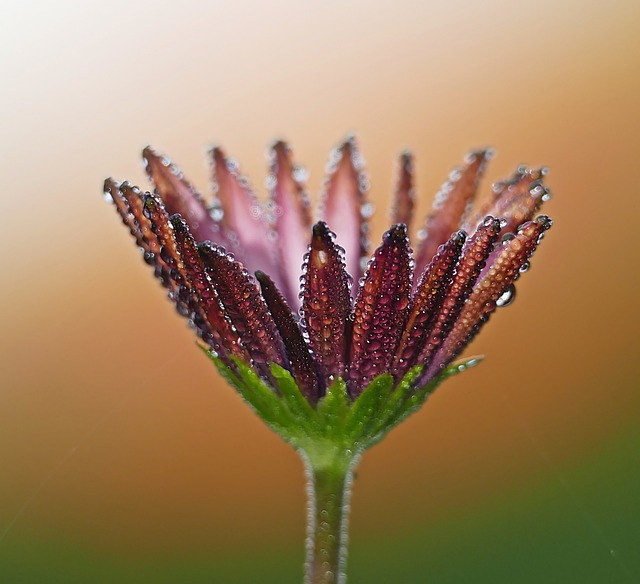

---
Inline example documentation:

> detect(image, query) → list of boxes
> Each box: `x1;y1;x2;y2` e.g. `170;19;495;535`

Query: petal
415;216;502;383
104;179;175;293
349;224;413;395
391;230;466;379
268;141;312;307
198;243;288;378
319;135;371;289
209;146;281;280
300;222;352;385
256;271;323;403
425;215;553;378
390;151;415;229
143;147;228;246
156;204;247;364
414;149;492;278
463;166;551;235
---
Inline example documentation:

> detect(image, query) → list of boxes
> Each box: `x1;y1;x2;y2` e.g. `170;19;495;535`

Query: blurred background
1;0;639;582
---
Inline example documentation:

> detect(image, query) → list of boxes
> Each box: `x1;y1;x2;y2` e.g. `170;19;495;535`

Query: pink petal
209;146;281;281
143;147;228;246
268;141;312;308
349;224;413;395
414;149;492;278
463;166;550;235
319;135;371;289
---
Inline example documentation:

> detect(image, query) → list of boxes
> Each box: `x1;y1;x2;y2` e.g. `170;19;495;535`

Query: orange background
1;1;639;582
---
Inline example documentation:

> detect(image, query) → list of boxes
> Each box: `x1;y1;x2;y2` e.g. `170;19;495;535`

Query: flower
104;135;552;449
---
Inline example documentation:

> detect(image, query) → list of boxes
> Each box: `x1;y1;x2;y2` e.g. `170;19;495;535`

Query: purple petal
256;270;323;403
300;222;352;386
390;151;415;229
415;216;502;383
198;243;288;378
153;203;247;365
414;149;491;278
319;135;370;289
391;230;466;379
349;224;413;395
425;216;553;380
268;141;312;308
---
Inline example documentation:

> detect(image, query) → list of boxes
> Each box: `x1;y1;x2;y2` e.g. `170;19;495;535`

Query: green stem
301;449;360;584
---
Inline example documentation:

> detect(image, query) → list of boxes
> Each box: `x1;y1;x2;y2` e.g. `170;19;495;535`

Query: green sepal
344;374;394;442
269;364;320;436
316;378;348;440
205;344;482;453
382;356;484;433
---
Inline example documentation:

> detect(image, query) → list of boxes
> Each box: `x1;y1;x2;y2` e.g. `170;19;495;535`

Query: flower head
104;136;552;450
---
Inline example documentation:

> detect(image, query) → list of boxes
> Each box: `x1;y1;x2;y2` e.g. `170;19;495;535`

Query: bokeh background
2;0;639;582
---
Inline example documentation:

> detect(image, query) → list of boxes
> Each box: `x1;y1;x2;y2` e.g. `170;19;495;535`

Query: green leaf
316;378;349;439
344;374;394;441
270;364;319;436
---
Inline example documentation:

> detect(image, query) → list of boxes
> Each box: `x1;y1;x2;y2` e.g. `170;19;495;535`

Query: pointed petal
349;224;413;394
300;222;352;385
106;179;177;293
414;149;492;277
390;151;415;229
209;146;281;279
391;230;466;379
147;199;247;364
319;135;371;288
143;147;226;245
198;243;287;378
463;166;551;235
426;216;553;378
415;216;502;382
256;271;323;403
268;141;312;307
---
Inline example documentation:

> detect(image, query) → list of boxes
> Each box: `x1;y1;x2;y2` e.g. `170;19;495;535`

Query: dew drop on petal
496;284;516;307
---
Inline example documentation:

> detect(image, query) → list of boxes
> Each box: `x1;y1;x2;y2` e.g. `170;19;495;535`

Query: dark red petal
209;146;282;280
138;195;243;364
300;222;352;385
111;180;177;293
319;135;371;289
463;166;550;235
425;216;553;379
268;141;312;308
390;151;415;229
391;230;466;379
414;149;492;278
415;216;502;381
143;147;227;245
199;243;288;378
256;271;323;403
349;224;413;395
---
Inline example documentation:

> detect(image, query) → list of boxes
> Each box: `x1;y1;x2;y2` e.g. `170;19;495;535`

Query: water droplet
210;206;224;221
360;202;374;218
496;284;516;307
